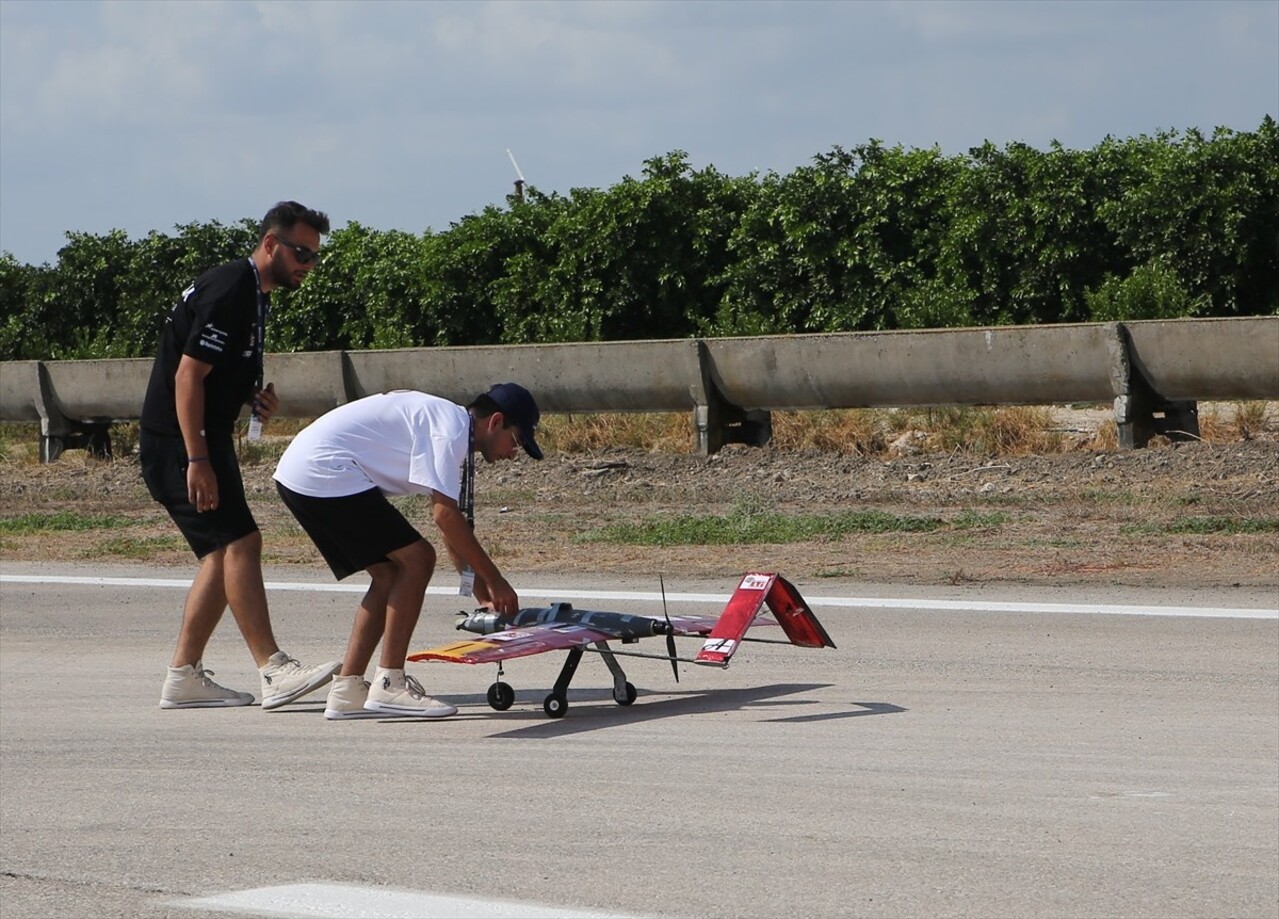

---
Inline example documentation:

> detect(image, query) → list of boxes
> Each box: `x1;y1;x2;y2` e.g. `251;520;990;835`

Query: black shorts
139;430;258;559
275;482;423;581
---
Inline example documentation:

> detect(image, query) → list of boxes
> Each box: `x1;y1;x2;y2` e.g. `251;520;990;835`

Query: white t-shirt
273;391;469;499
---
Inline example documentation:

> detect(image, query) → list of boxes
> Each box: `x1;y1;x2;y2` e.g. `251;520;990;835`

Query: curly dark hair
258;201;331;241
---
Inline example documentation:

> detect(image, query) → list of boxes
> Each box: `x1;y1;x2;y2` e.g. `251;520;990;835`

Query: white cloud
10;2;247;129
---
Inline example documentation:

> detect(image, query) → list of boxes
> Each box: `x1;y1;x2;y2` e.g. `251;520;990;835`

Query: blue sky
1;0;1275;266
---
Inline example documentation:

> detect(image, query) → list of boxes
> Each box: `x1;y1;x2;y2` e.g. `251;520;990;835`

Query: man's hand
253;382;278;422
478;573;519;617
187;461;219;512
432;493;519;614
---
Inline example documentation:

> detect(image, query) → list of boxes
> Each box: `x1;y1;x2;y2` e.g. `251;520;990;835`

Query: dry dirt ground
2;427;1276;591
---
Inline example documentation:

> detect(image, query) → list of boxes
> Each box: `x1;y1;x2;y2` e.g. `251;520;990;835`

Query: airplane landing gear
541;646;585;718
487;681;515;711
597;641;637;707
543;693;568;718
524;641;642;718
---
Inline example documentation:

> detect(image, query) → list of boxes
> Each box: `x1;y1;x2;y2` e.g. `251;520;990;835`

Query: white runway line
177;882;635;918
2;573;1275;619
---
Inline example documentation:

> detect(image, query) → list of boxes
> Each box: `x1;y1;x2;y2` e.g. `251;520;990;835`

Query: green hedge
2;118;1275;361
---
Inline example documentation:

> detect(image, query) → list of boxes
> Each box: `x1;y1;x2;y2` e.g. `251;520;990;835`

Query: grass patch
1164;516;1279;535
483;487;540;505
1199;401;1274;442
814;567;861;578
1078;489;1147;506
1025;537;1088;549
0;510;132;534
540;413;695;453
0;423;39;464
529;406;1113;456
581;502;1013;548
390;493;434;519
580;503;954;547
82;534;186;559
537;402;1272;456
926;405;1066;454
237;436;291;466
1122;516;1279;536
952;511;1012;529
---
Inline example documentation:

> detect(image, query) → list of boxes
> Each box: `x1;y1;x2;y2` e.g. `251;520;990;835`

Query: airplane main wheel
487;681;515;711
543;693;568;718
613;681;637;706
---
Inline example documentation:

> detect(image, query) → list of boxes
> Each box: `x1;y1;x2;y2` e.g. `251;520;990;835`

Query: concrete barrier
1126;317;1279;401
3;318;1276;459
41;358;152;428
0;361;44;423
344;340;707;412
264;351;348;418
702;324;1117;410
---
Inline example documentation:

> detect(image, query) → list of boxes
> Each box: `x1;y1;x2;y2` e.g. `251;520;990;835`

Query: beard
267;249;302;290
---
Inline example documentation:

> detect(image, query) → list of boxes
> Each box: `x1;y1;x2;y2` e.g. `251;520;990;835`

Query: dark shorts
139;430;258;559
275;482;423;581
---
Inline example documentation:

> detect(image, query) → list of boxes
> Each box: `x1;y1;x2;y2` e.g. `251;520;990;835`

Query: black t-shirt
141;259;265;437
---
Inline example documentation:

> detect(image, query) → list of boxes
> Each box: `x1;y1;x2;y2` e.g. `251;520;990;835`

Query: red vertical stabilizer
764;575;837;649
694;572;777;667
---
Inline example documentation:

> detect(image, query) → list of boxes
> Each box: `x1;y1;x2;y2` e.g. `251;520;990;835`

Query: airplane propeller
660;574;679;683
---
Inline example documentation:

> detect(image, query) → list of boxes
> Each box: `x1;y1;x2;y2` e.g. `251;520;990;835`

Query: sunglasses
273;234;320;265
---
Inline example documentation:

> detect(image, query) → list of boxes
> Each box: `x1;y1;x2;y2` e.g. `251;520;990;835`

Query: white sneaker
160;661;253;709
364;668;457;718
324;675;382;720
259;652;341;710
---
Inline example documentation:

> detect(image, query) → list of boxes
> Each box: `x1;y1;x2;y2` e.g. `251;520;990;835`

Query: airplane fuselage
457;603;663;642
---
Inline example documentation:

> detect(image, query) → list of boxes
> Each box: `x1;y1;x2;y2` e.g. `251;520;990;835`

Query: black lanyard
246;258;268;390
460;416;475;530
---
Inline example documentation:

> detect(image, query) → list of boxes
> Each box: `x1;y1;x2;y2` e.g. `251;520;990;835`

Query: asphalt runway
1;564;1276;919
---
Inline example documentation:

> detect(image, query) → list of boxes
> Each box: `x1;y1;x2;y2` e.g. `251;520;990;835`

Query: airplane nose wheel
543;693;568;718
487;681;515;711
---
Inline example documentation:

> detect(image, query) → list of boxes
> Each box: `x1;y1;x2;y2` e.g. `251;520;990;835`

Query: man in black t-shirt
141;201;341;711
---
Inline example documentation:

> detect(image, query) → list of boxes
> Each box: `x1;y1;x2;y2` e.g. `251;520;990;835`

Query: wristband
187;456;209;464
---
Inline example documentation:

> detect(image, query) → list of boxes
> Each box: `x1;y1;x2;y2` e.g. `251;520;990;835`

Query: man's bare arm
175;355;216;510
431;493;518;615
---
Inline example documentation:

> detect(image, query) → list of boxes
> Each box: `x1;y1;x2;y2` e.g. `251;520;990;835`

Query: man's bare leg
170;549;230;668
220;530;281;667
379;540;436;668
341;563;393;676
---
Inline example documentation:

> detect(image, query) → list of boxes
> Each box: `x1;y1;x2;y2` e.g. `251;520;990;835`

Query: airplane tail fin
766;573;837;650
694;572;836;667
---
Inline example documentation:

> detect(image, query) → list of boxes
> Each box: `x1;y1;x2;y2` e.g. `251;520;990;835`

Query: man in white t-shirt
273;382;543;719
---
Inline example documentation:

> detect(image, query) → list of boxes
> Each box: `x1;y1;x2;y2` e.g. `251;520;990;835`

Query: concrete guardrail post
694;340;772;454
1108;322;1198;449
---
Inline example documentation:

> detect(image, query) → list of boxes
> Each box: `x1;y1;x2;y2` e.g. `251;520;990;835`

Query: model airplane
407;572;836;718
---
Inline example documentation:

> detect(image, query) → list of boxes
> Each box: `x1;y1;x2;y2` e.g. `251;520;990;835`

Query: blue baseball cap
486;382;543;460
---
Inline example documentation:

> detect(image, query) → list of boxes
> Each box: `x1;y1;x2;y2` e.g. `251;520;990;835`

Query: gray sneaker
259;652;341;710
160;661;253;709
364;669;457;718
324;675;382;720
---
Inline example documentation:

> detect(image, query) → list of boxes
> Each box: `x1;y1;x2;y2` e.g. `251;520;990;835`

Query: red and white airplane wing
408;622;620;666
